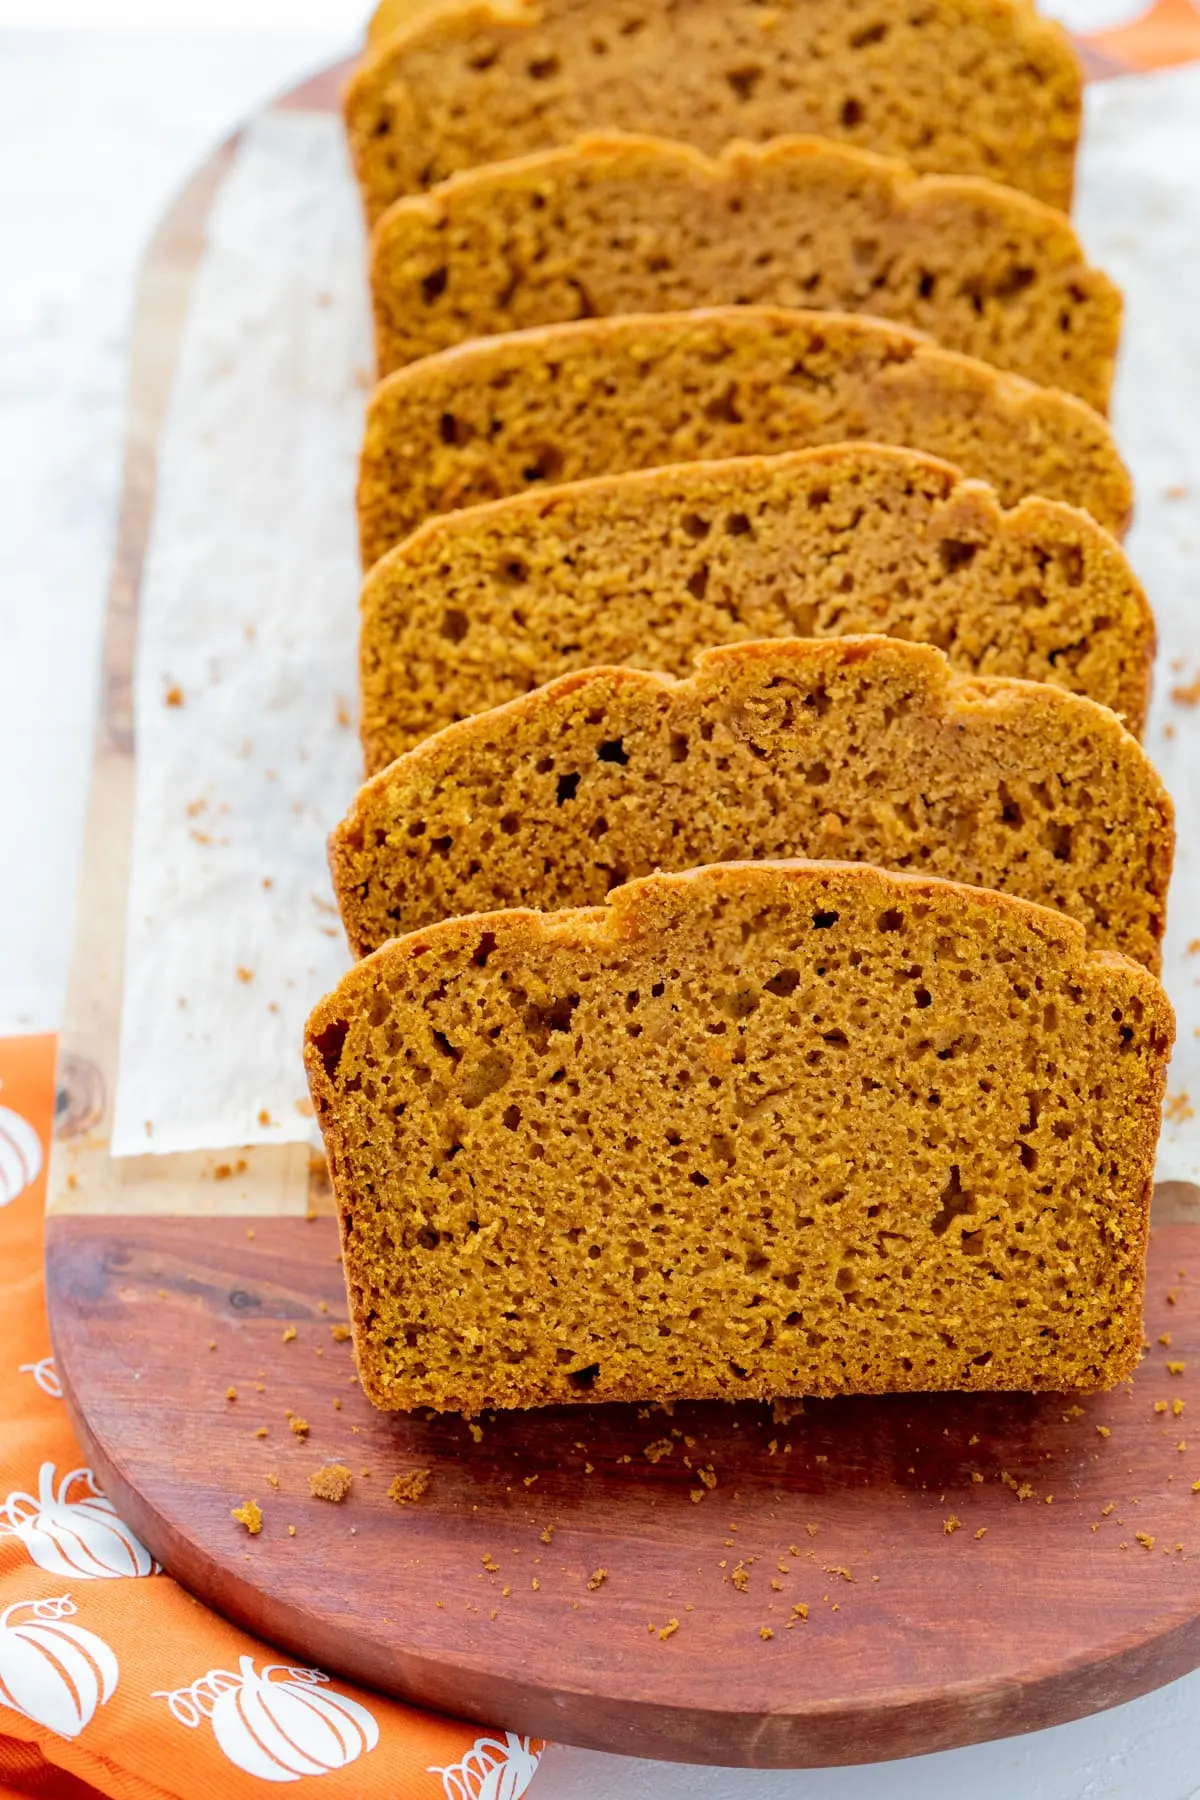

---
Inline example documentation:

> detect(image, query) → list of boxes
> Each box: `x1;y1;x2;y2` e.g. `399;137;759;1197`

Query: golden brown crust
346;0;1082;223
333;635;1174;973
358;443;1152;769
370;133;1120;409
305;859;1173;1413
356;309;1133;567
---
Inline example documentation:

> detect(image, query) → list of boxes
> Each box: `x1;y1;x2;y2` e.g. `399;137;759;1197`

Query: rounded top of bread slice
347;0;1081;220
358;307;1132;563
332;633;1173;972
368;131;1119;409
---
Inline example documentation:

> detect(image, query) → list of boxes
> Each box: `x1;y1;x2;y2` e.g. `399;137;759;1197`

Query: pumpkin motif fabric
0;1035;545;1800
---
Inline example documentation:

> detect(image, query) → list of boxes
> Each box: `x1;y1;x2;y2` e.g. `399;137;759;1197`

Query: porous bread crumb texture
359;444;1153;770
333;636;1173;973
309;1463;353;1502
371;133;1119;410
304;861;1173;1415
345;0;1081;222
356;309;1132;567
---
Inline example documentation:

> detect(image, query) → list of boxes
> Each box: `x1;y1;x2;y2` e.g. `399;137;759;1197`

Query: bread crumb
1155;1401;1168;1414
468;1422;483;1444
772;1398;804;1425
659;1618;679;1640
290;1417;310;1438
791;1602;809;1620
231;1500;262;1535
282;1326;297;1343
226;1386;237;1401
253;1427;268;1439
1101;1502;1115;1516
1169;677;1200;710
523;1475;538;1487
943;1515;961;1534
587;1568;607;1590
971;1472;984;1483
805;1523;818;1538
1166;1092;1195;1124
389;1469;431;1505
236;966;254;984
974;1527;987;1540
531;1578;541;1591
1168;1362;1186;1375
825;1565;853;1582
1097;1426;1111;1439
643;1438;673;1463
540;1524;554;1544
1160;1333;1174;1346
288;1524;296;1536
1175;1400;1186;1419
331;1324;352;1342
731;1562;750;1592
165;684;184;708
1136;1532;1155;1551
309;1464;352;1503
266;1472;280;1489
759;1626;774;1640
258;1109;273;1127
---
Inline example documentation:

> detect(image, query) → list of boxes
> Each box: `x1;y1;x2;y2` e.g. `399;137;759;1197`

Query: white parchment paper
113;83;1200;1171
1073;61;1200;1183
112;112;366;1155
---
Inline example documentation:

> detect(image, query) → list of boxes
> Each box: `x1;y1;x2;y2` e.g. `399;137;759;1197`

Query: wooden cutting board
45;23;1200;1770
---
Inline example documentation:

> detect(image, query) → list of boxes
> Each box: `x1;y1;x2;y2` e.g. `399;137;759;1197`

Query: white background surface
3;11;1200;1799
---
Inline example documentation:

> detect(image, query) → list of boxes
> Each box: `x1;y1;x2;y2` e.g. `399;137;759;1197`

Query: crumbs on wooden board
309;1464;352;1503
231;1499;262;1535
389;1469;431;1505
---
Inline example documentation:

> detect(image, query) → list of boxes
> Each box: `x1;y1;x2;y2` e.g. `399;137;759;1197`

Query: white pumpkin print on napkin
431;1732;543;1800
156;1657;379;1783
1;1464;158;1579
0;1595;118;1739
0;1103;42;1208
17;1356;62;1400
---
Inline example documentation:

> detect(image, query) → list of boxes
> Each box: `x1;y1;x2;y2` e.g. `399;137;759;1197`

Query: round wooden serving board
44;20;1200;1771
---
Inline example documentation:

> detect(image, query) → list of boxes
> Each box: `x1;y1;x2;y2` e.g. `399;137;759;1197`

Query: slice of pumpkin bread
370;133;1120;410
359;444;1153;769
304;860;1173;1414
346;0;1082;223
357;310;1132;565
333;637;1173;972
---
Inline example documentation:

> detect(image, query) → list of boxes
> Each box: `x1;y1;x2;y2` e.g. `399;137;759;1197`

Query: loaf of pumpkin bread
359;444;1153;770
357;310;1132;566
333;637;1173;972
346;0;1082;223
370;133;1120;409
304;860;1172;1414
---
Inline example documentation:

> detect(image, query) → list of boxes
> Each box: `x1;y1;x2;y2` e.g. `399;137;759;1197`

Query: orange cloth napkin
0;1035;544;1800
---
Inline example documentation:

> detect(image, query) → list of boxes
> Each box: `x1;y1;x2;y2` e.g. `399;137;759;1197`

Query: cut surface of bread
305;860;1172;1414
357;310;1132;566
334;637;1173;973
346;0;1082;223
370;133;1120;410
359;444;1153;769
